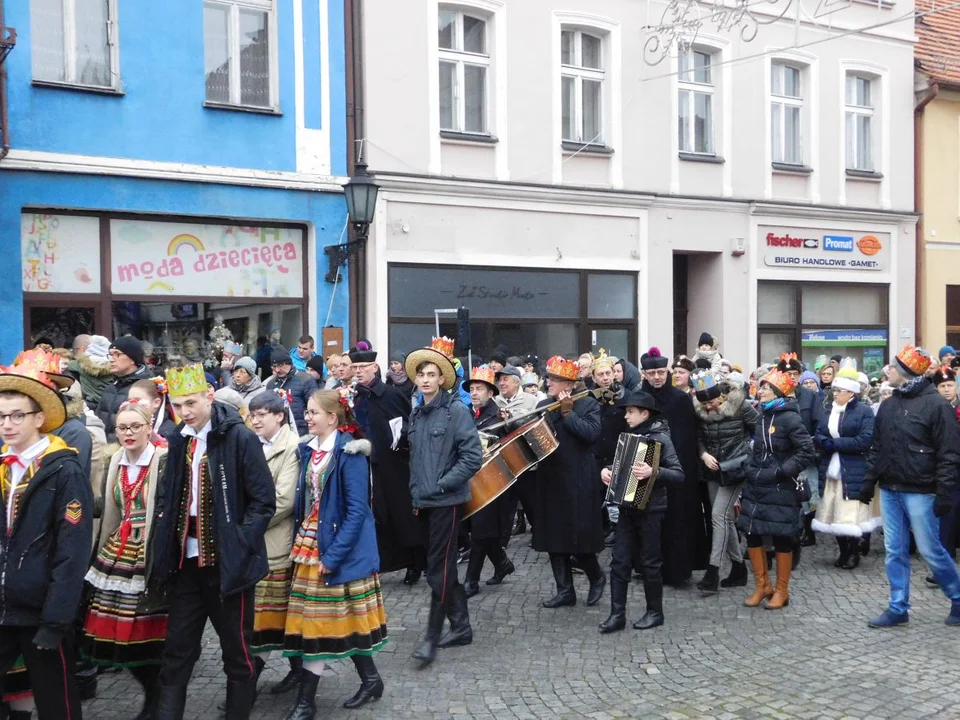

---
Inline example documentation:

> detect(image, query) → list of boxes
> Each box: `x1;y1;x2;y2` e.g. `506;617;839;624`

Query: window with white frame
771;63;802;165
845;74;874;171
678;49;714;154
30;0;117;88
560;28;604;145
438;8;489;135
204;0;275;109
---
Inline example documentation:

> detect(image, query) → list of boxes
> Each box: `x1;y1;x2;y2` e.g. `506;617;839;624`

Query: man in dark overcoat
639;346;707;587
532;356;605;608
350;347;426;583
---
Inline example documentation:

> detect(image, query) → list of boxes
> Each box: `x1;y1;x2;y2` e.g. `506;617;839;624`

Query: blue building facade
0;0;348;365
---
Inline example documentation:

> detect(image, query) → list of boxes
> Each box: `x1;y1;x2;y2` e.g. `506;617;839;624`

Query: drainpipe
0;0;13;161
914;80;939;347
344;0;367;341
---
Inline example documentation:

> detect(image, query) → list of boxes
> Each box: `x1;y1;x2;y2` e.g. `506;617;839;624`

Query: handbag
717;454;748;486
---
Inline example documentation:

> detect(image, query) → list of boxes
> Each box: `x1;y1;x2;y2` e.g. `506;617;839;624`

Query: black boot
224;679;257;720
486;558;515;586
696;565;719;594
270;655;303;694
835;537;851;568
343;655;384;709
218;656;265;712
633;582;664;630
75;657;98;701
511;510;527;536
464;547;484;598
130;664;161;720
840;538;861;570
438;585;473;648
411;596;446;667
792;540;802;570
283;670;320;720
403;566;422;585
543;555;577;608
599;577;627;634
155;684;188;720
859;533;872;557
720;561;747;588
799;512;817;547
581;555;606;607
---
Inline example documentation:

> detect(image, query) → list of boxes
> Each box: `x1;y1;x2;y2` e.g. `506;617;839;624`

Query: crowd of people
0;330;959;720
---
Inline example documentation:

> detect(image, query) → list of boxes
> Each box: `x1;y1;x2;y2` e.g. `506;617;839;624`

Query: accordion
605;433;662;511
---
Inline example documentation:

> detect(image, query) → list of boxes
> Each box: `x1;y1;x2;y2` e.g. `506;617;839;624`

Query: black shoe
486;558;515;586
343;655;384;709
412;596;446;667
438;586;472;648
155;685;188;719
543;555;576;608
634;581;664;630
283;670;320;720
270;656;303;694
511;514;527;536
720;561;747;588
697;565;719;595
76;662;98;701
835;537;852;569
926;575;940;588
599;612;626;633
633;611;665;630
463;580;480;598
586;573;606;607
403;567;422;585
799;512;817;547
840;550;860;570
859;534;871;557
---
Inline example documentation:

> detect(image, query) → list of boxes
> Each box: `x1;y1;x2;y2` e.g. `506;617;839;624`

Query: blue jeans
881;489;960;614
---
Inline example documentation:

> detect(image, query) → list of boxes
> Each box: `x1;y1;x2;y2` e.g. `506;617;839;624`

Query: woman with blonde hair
282;390;387;719
81;401;169;720
126;377;178;439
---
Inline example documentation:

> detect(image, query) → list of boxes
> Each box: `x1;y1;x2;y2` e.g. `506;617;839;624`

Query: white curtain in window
204;3;231;103
31;0;66;82
75;0;111;86
239;8;270;107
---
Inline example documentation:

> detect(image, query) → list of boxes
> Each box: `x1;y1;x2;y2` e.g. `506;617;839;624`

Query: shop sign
110;220;304;298
801;329;888;347
759;226;889;271
21;213;102;293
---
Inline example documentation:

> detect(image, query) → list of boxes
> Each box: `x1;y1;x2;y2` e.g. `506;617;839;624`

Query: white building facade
361;0;917;372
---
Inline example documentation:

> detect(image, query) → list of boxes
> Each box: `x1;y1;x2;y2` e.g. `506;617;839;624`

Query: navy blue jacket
815;398;874;499
294;432;380;586
266;370;318;437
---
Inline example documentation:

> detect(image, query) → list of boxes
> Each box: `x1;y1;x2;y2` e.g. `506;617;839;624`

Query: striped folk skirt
2;657;30;703
282;567;388;662
251;566;294;654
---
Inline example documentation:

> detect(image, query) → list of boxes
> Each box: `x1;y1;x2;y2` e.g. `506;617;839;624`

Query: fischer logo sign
766;232;818;249
759;227;888;272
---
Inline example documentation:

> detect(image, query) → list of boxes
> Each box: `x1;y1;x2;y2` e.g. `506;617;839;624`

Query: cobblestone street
86;537;960;719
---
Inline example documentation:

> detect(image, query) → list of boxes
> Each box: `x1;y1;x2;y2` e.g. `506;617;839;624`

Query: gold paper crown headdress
546;355;580;381
431;336;455;359
166;363;209;398
591;348;615;372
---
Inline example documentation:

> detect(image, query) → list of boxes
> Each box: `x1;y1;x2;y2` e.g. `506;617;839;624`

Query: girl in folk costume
282;390;387;720
246;390;302;694
81;401;169;720
126;377;178;440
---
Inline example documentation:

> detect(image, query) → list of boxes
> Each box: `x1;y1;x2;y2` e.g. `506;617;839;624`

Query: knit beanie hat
234;356;257;375
798;370;820;390
640;347;668;370
270;347;292;366
939;345;956;360
110;335;145;366
697;332;716;349
85;335;111;362
306;356;326;374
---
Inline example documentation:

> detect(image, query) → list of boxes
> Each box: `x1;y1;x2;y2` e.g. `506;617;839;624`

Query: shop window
801;284;885;325
588;273;635;319
757;283;796;324
28;306;97;349
948;285;960;349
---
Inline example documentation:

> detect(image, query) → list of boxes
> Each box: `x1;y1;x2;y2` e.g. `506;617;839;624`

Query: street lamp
325;162;379;283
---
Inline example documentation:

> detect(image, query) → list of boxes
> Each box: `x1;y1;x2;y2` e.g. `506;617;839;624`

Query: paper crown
468;366;497;389
165;363;209;398
761;369;796;398
814;354;829;371
521;372;540;387
431;336;455;359
10;349;74;389
591;348;615;372
0;350;69;432
895;345;931;378
776;352;803;372
546;355;580;381
693;371;722;402
222;341;243;356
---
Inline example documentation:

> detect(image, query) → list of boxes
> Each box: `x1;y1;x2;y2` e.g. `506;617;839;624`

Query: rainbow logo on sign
167;234;205;255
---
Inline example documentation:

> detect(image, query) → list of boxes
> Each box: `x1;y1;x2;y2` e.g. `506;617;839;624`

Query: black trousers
610;507;664;586
419;505;462;604
466;538;507;582
158;559;256;687
511;473;537;530
0;626;81;720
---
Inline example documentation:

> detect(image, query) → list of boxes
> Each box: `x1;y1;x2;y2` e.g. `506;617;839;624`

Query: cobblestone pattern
84;536;960;719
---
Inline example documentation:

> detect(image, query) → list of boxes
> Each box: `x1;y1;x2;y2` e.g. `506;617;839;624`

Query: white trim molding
0;149;346;192
293;0;332;175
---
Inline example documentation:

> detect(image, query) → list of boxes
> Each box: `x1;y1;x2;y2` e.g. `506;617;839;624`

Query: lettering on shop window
116;244;299;283
445;284;546;302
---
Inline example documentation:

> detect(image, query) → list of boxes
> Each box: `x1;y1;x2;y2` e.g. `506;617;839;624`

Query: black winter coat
95;365;155;441
0;442;93;646
147;402;276;598
694;384;759;485
815;398;874;499
266;370;317;437
595;386;626;468
863;379;960;499
737;400;816;538
532;395;603;554
470;399;513;541
795;386;824;456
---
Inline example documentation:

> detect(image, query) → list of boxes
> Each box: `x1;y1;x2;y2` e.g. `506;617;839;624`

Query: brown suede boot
765;552;792;610
744;546;774;607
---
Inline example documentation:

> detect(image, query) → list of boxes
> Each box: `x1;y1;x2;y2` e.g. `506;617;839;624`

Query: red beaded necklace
116;463;150;560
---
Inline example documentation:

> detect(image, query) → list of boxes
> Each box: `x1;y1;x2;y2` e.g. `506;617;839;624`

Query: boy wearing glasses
147;363;275;719
0;350;93;720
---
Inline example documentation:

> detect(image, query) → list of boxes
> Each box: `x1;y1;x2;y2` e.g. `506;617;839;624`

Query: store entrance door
25;299;104;349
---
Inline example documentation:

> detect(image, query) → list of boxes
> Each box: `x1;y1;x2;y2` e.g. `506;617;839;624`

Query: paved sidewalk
85;536;960;719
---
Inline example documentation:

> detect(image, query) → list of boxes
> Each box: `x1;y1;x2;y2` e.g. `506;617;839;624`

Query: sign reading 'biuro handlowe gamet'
758;227;890;272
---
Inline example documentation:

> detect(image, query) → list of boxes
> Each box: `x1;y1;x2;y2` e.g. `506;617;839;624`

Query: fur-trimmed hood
694;383;747;422
65;394;87;420
76;354;113;377
344;438;372;457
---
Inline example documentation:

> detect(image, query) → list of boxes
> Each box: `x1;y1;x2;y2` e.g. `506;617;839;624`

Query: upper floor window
845;74;874;171
204;0;275;109
438;8;489;135
561;29;603;144
31;0;117;89
678;49;713;154
771;63;802;165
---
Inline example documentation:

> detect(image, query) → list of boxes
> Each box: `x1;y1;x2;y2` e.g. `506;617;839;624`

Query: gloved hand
858;484;875;505
820;438;836;453
935;494;953;518
560;397;574;416
32;626;63;650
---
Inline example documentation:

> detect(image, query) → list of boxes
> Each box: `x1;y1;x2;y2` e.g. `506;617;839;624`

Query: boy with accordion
599;389;685;633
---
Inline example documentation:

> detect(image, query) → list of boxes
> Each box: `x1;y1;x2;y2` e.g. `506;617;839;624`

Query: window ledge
203;101;283;116
562;141;614;156
440;130;499;145
772;162;814;175
679;152;725;164
32;79;123;96
846;168;883;181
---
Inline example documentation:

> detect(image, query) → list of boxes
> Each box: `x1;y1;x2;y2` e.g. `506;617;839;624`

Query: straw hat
405;346;457;391
0;350;71;432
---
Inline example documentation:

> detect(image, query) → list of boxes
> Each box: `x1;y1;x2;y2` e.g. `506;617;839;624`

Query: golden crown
546;355;580;381
591;348;615;371
431;336;455;358
469;366;497;387
166;363;209;398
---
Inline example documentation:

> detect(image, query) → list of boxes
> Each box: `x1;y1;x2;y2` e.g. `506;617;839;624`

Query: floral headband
152;376;169;396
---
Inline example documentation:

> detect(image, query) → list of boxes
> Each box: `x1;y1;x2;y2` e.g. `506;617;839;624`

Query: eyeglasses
249;412;277;422
0;411;39;426
108;351;125;360
352;363;375;371
304;409;322;418
116;423;147;434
